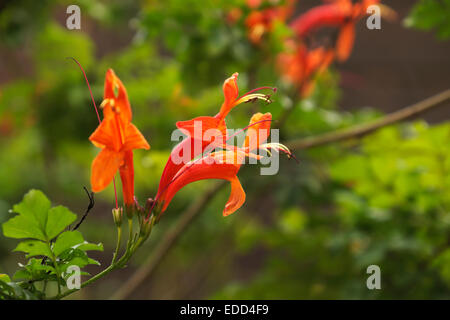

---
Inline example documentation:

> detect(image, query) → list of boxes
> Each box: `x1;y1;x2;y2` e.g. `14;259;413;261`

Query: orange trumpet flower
155;72;275;202
154;112;290;217
89;69;150;205
277;41;335;96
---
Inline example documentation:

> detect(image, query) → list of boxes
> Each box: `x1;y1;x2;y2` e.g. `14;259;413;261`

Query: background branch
286;89;450;150
112;89;450;299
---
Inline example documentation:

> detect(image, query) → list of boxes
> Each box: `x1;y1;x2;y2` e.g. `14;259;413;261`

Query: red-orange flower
244;0;294;44
277;41;335;96
155;112;287;217
290;0;393;61
155;73;274;203
89;69;150;205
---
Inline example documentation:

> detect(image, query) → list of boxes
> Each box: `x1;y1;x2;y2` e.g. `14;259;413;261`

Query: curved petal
217;73;239;120
123;123;150;151
244;112;272;151
159;152;242;215
336;22;355;61
89;117;122;152
290;2;351;36
176;116;227;139
223;177;246;216
103;69;132;122
91;148;124;193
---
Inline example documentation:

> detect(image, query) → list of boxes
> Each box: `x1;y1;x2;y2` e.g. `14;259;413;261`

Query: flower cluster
89;70;292;227
235;0;395;97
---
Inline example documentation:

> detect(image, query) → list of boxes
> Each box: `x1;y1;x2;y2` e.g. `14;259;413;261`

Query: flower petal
217;73;239;120
123;123;150;151
244;112;272;151
103;69;132;122
159;151;242;215
91;148;124;193
336;22;355;61
223;177;246;216
89;117;123;152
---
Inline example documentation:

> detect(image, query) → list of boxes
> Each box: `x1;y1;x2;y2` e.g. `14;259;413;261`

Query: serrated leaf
45;206;77;240
12;190;51;230
53;231;84;257
2;213;46;241
2;190;76;242
14;240;52;258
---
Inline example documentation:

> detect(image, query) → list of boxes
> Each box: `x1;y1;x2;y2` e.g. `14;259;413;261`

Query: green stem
111;226;122;264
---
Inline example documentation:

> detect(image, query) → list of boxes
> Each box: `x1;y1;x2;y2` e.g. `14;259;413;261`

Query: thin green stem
111;226;122;264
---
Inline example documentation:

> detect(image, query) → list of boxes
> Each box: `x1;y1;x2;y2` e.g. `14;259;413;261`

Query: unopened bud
144;198;155;214
112;207;123;227
140;217;154;239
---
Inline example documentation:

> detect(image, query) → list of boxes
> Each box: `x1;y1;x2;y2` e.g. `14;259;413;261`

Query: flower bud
112;207;123;227
144;198;155;214
139;217;154;240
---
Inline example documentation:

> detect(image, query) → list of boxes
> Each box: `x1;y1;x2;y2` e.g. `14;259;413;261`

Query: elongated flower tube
155;73;275;203
89;69;150;206
153;112;292;218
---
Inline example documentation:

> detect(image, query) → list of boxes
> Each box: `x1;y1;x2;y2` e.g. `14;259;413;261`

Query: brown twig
111;89;450;299
286;89;450;150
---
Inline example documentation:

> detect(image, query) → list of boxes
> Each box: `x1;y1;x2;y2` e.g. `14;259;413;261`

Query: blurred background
1;0;450;299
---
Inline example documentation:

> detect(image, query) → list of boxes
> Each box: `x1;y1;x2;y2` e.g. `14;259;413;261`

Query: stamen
239;86;276;99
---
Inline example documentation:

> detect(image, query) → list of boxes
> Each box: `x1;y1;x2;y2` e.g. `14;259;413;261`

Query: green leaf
0;274;11;283
53;231;84;257
2;189;51;240
14;240;52;258
45;206;77;240
0;280;15;300
12;189;51;229
2;214;46;241
2;190;76;242
75;242;104;252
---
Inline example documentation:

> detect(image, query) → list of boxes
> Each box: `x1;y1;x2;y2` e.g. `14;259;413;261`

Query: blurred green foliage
405;0;450;39
0;0;449;299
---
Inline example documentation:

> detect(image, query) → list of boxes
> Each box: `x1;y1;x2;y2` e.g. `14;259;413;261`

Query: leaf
0;280;15;300
2;213;46;241
2;189;51;241
45;206;77;240
12;189;51;229
2;190;76;241
12;269;32;281
53;231;84;257
75;242;104;252
0;274;11;283
14;240;52;258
